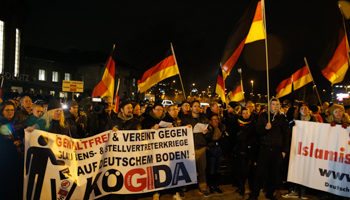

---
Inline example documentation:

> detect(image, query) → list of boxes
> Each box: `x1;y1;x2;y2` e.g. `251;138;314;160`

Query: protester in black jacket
88;96;118;135
162;104;181;127
141;103;165;129
232;107;257;196
206;113;226;194
105;100;141;131
65;100;87;138
181;100;213;197
249;97;290;200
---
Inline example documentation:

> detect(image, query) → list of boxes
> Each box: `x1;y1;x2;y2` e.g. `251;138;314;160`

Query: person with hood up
248;97;290;200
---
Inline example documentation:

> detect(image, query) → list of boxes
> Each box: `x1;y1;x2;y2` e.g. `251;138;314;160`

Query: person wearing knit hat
327;104;350;126
47;99;61;111
178;100;191;120
34;99;70;136
105;100;141;131
65;100;87;138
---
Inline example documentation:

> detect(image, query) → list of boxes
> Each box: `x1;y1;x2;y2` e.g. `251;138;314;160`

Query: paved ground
137;184;330;200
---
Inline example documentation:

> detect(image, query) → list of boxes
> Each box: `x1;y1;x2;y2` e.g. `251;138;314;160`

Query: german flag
215;69;226;102
319;7;349;85
226;84;244;102
220;0;265;80
292;66;313;91
138;49;179;93
320;27;349;84
92;47;115;98
276;77;292;98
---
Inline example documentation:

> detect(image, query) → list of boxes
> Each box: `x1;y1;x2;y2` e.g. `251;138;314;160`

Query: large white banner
24;126;197;200
288;120;350;198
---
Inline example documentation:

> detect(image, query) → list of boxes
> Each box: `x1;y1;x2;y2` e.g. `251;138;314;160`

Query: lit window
39;69;46;81
0;21;4;74
14;29;20;77
64;73;70;80
52;71;58;82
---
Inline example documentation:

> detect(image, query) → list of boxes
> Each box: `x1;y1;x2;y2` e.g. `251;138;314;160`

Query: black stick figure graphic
26;135;65;200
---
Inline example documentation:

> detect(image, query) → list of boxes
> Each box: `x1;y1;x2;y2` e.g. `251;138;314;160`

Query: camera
91;98;109;114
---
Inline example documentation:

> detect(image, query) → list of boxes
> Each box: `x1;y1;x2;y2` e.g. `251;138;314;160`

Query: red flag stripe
292;66;309;81
252;1;262;22
222;38;246;76
322;35;348;81
276;77;292;93
232;85;242;96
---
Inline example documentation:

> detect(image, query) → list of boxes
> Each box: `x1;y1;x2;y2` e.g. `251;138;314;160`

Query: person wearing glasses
141;103;166;129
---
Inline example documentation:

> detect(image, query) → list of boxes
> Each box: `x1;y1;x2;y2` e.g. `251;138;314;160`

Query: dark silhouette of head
38;135;49;146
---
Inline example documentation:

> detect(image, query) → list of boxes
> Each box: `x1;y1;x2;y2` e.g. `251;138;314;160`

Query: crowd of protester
0;94;349;200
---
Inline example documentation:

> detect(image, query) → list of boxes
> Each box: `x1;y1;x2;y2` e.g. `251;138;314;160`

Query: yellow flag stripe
329;62;348;84
293;74;313;91
245;20;266;44
276;84;292;98
101;70;115;97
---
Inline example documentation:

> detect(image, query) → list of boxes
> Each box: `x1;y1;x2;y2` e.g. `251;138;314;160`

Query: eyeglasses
154;109;163;112
4;109;14;112
55;110;63;113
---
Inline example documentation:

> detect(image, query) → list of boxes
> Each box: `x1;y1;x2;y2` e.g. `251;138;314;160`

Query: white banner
24;126;197;200
288;120;350;198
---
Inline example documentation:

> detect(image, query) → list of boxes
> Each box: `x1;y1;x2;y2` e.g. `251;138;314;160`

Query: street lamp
192;83;195;86
251;80;254;94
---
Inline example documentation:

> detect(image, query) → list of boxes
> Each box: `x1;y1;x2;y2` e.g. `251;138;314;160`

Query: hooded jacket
256;98;290;153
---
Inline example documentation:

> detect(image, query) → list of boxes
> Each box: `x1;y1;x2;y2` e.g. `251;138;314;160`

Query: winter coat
141;110;165;129
256;111;290;153
105;112;141;131
162;113;181;127
234;115;257;153
181;114;213;150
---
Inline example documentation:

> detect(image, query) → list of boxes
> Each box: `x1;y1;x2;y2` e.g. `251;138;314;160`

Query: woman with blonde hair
35;99;68;135
327;104;350;126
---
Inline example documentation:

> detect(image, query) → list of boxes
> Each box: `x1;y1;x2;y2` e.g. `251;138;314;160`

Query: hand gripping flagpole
304;57;322;106
170;43;187;100
262;0;271;123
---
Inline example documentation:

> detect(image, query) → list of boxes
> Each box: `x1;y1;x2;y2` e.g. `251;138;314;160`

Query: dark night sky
24;0;350;99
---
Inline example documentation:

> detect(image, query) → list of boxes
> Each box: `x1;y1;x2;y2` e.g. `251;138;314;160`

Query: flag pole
170;43;186;100
238;68;246;102
339;3;350;66
262;0;270;122
304;57;322;106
